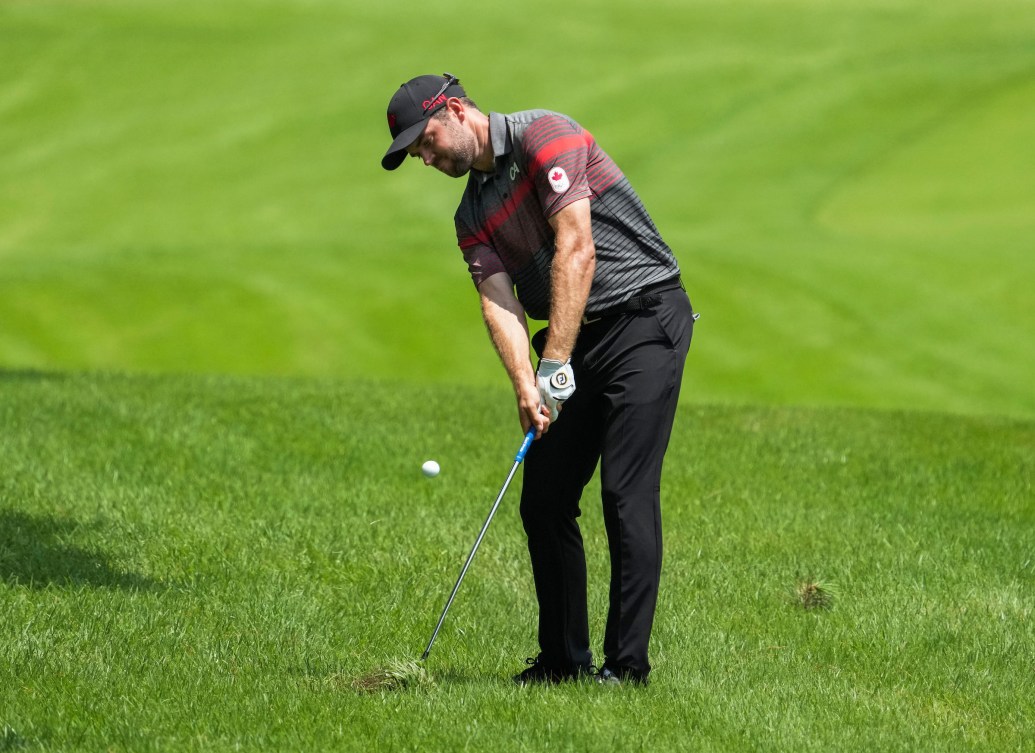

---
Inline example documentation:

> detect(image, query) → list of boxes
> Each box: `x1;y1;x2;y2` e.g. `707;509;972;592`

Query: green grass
2;374;1033;751
1;0;1033;416
2;0;1034;750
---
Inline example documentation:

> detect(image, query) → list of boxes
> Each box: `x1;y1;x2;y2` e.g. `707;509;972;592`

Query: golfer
381;73;696;685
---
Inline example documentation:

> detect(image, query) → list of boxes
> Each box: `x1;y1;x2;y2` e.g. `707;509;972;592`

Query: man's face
406;110;476;178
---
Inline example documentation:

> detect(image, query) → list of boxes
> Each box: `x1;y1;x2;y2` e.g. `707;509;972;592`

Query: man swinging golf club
382;73;697;685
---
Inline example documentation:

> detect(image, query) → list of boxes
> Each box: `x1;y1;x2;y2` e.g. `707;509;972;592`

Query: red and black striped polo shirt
455;110;680;321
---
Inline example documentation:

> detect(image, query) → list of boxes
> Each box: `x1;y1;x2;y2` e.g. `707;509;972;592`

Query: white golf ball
421;460;440;478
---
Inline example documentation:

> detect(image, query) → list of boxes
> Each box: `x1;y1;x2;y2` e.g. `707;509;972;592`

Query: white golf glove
536;358;576;419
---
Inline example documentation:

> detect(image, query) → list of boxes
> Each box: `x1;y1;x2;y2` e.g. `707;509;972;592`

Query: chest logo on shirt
509;163;521;181
547;166;570;194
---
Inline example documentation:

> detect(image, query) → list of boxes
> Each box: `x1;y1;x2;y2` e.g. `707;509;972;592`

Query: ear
445;97;465;122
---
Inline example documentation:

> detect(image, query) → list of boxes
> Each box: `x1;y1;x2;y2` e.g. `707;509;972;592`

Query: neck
468;110;495;172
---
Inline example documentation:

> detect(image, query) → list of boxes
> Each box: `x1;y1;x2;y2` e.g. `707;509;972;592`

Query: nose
422;151;434;167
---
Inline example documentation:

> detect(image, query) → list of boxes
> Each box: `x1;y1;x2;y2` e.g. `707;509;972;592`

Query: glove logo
551;372;569;389
548;166;570;194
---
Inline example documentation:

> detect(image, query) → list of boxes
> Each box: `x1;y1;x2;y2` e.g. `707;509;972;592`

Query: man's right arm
478;272;550;438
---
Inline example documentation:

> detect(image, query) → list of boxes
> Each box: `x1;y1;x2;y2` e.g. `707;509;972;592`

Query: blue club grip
515;427;536;463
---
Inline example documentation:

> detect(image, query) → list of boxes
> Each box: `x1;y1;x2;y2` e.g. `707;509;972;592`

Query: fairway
2;0;1035;750
2;374;1033;751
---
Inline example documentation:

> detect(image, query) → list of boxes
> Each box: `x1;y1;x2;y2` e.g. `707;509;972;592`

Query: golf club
420;426;537;661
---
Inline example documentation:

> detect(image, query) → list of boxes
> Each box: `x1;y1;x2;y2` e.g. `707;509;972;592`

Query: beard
435;118;477;178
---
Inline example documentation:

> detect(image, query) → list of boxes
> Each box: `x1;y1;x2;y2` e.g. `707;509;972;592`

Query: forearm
479;278;547;434
481;291;534;393
543;199;596;361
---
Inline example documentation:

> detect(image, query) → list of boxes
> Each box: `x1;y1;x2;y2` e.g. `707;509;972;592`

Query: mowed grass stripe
1;0;1033;417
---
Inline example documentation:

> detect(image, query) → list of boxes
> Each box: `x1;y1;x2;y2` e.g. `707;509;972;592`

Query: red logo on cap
388;113;397;129
552;170;563;182
421;94;447;112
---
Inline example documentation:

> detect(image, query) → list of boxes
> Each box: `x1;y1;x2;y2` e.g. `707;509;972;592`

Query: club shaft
421;429;535;661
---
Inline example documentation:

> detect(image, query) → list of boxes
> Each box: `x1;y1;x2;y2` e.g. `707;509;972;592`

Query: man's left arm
542;197;595;362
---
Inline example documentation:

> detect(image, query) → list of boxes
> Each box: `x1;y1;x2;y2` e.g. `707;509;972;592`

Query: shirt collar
472;112;512;186
489;111;511;159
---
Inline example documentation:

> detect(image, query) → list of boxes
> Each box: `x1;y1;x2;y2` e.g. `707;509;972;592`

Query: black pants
520;287;694;678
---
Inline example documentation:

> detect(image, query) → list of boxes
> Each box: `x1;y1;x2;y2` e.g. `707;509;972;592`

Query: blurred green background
2;0;1033;417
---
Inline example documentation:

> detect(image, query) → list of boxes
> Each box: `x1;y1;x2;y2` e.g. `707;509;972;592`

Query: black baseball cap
381;73;465;171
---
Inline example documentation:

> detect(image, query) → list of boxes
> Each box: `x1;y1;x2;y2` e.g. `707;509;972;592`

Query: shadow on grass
0;369;68;382
0;509;157;590
1;724;31;752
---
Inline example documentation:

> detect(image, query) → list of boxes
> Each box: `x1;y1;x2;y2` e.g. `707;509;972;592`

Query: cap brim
381;119;429;171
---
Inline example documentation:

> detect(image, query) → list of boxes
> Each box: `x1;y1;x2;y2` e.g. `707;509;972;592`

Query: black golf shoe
597;666;650;686
512;655;596;686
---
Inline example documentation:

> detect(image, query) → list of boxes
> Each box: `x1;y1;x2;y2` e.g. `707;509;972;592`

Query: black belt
581;276;683;326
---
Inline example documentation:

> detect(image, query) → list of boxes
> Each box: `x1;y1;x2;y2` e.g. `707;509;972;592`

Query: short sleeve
522;114;595;218
456;215;506;288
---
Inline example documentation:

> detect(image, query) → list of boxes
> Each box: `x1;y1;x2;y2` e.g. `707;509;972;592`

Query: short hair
432;97;480;120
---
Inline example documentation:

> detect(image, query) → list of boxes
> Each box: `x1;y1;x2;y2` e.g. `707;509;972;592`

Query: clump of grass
350;660;435;694
794;576;835;611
